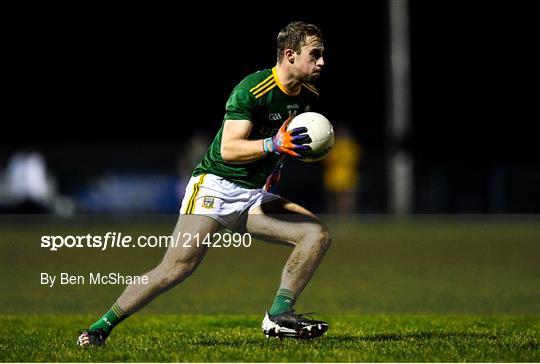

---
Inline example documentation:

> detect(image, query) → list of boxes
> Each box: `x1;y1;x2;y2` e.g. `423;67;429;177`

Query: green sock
88;302;127;334
268;288;296;315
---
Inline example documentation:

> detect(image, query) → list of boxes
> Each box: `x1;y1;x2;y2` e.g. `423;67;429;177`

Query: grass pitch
1;314;538;362
0;216;539;361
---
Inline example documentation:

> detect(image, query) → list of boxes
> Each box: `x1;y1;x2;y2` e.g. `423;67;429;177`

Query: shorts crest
202;196;215;209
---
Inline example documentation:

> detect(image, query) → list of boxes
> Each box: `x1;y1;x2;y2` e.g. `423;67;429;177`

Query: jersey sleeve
224;87;256;122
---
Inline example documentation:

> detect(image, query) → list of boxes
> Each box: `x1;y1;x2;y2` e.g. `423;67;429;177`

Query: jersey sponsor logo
259;126;279;136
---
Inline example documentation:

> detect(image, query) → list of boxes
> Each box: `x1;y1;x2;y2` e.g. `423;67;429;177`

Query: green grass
1;216;539;361
1;314;538;362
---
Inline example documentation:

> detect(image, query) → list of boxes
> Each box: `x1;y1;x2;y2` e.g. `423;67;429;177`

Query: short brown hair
276;21;323;63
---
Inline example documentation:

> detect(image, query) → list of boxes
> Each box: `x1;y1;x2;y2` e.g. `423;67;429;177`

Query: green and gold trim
302;83;319;96
254;83;276;99
111;302;125;318
272;67;301;96
276;288;296;301
250;74;274;94
251;73;276;99
185;174;206;214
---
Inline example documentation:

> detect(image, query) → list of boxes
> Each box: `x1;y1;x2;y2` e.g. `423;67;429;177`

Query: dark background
3;2;539;213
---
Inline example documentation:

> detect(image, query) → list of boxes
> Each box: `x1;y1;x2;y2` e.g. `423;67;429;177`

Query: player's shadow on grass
329;332;497;343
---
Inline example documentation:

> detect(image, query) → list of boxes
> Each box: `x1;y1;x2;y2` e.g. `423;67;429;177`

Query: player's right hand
264;156;285;191
263;116;311;158
264;167;281;192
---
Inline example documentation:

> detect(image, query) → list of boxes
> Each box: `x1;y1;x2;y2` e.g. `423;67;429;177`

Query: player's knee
318;224;332;251
304;224;332;252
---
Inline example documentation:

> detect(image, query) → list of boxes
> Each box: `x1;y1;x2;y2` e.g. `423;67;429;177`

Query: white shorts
179;173;281;230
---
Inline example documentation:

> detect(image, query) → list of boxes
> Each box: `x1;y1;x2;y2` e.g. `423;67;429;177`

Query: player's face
295;36;325;82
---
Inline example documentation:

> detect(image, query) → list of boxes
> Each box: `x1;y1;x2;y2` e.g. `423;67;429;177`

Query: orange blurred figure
323;125;362;213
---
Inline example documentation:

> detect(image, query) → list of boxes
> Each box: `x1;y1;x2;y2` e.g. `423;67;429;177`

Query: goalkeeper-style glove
262;116;311;158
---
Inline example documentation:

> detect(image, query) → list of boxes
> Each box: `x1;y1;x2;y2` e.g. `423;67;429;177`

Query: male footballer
78;21;331;346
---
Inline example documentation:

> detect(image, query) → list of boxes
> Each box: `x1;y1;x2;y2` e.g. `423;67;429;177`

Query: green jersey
193;67;320;189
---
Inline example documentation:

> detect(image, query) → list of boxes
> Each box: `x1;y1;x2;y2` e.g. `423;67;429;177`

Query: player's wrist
262;138;276;154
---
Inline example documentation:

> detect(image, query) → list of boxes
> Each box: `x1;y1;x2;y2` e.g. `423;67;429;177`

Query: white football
287;112;334;162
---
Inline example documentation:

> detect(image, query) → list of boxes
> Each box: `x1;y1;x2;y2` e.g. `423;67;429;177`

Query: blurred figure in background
1;148;74;215
323;125;362;214
5;149;51;213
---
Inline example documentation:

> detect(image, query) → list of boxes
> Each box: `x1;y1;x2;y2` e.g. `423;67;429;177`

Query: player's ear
284;49;295;64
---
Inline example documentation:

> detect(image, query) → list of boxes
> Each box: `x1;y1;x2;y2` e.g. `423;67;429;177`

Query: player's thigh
245;198;323;246
161;214;222;267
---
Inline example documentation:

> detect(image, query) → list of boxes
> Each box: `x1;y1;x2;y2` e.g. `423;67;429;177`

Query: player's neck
275;63;301;94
